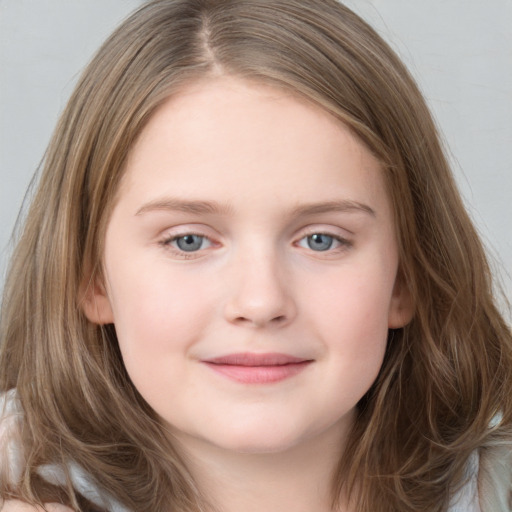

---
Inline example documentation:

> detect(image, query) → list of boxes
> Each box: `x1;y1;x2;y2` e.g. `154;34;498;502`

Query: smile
202;352;314;384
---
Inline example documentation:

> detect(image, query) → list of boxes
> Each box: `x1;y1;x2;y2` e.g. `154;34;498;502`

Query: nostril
232;314;287;326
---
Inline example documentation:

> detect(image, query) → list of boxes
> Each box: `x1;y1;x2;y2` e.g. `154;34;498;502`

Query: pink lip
202;352;313;384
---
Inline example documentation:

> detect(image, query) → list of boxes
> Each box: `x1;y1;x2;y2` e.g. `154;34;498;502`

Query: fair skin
5;76;410;512
84;76;412;512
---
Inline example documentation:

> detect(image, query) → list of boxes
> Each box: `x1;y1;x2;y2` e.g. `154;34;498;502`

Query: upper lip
203;352;312;366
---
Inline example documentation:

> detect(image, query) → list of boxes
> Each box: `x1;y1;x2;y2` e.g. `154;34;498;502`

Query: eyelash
296;231;352;254
159;232;214;259
158;230;352;258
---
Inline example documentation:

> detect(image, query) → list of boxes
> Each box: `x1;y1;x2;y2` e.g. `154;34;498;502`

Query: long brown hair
1;1;511;511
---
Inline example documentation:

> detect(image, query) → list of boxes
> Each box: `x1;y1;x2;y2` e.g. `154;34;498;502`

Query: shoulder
0;390;23;438
1;500;73;512
448;450;481;512
0;394;128;512
1;391;70;512
0;390;24;487
478;438;512;512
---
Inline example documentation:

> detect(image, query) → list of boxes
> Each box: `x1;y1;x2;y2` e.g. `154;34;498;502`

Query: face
84;77;412;455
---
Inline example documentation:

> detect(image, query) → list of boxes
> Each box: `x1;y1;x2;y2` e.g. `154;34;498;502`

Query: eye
169;234;212;252
297;233;346;252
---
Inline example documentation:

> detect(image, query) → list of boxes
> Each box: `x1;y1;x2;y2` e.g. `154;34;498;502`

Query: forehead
118;76;390;218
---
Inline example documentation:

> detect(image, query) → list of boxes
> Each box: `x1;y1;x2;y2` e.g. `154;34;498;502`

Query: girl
1;1;511;511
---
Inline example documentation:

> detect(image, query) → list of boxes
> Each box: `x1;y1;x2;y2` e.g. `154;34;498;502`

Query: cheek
304;263;395;374
105;264;216;408
310;265;394;331
105;260;216;358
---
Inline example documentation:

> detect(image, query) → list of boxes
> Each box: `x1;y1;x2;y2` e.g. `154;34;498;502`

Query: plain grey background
1;0;511;309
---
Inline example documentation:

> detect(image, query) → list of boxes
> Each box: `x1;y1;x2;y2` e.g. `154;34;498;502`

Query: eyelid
157;223;217;242
294;226;353;253
161;231;210;241
296;233;350;248
158;227;220;259
296;225;353;241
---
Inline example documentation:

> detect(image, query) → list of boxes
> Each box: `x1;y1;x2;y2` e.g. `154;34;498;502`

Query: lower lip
204;361;312;384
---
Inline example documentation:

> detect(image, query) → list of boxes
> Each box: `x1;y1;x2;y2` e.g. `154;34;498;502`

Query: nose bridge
223;239;296;327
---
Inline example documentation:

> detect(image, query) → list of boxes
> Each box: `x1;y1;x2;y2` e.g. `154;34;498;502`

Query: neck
173;419;353;512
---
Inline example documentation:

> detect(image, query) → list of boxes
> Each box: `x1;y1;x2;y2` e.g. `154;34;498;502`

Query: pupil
308;234;333;251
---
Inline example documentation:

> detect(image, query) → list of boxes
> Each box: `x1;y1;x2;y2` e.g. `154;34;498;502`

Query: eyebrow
135;198;375;218
290;200;376;218
135;198;233;216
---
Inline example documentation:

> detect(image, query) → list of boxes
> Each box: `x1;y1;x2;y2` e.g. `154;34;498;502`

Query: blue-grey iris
307;234;334;251
176;235;204;252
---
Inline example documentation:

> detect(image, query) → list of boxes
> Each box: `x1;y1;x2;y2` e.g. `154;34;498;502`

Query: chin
207;424;309;455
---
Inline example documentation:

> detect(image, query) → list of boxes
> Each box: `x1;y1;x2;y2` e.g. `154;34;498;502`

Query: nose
223;249;297;328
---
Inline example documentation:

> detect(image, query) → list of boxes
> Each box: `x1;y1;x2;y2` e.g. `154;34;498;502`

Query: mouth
202;352;314;384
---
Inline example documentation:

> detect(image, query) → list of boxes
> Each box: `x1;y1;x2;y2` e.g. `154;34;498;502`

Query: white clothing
0;390;501;512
